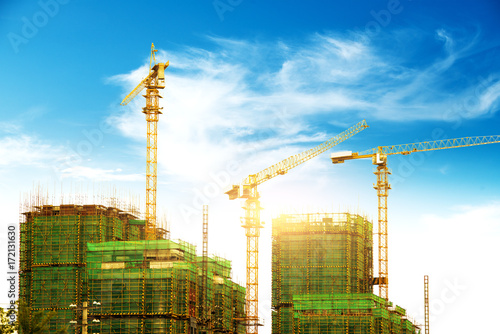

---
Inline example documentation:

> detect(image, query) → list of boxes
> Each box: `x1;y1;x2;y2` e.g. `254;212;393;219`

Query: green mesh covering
32;267;78;308
129;219;146;225
271;213;420;334
87;239;245;333
19;205;146;334
33;215;79;264
20;205;245;334
293;293;387;312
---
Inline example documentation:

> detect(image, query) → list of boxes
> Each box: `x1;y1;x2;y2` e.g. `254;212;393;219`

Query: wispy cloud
468;77;500;117
0;135;70;168
439;165;450;175
61;166;143;182
0;122;21;134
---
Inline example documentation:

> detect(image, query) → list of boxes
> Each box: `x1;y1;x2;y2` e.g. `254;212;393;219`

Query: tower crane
331;135;500;300
226;119;369;334
121;43;169;240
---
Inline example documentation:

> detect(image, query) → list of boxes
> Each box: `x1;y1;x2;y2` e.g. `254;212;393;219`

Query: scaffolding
87;240;245;333
271;212;420;334
19;203;244;334
20;204;142;333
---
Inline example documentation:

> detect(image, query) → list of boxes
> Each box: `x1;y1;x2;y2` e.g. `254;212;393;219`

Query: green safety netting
271;213;420;334
20;205;246;334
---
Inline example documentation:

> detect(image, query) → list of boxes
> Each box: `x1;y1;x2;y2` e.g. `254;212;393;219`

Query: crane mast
424;275;429;334
144;67;161;240
373;154;390;299
331;134;500;300
227;120;369;333
201;205;209;322
241;176;261;334
121;43;169;240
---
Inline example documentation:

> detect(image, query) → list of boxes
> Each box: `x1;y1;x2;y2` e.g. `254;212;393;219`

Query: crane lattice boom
250;119;368;186
359;135;500;156
120;76;150;106
227;119;368;200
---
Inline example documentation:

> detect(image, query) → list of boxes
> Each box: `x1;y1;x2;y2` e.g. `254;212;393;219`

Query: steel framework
201;204;209;321
424;275;429;334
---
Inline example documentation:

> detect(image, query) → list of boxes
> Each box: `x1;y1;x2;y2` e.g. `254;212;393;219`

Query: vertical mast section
144;44;166;240
241;182;262;334
144;78;162;240
373;154;390;300
202;205;209;321
424;275;429;334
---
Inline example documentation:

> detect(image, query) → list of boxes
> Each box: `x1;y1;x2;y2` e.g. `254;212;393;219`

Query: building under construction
19;203;245;334
272;212;420;334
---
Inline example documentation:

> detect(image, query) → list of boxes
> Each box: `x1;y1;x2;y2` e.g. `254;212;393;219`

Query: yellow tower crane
331;135;500;300
121;43;169;240
226;119;369;334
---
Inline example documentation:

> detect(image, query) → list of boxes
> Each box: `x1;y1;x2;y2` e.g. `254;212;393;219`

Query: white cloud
389;202;500;333
0;131;142;183
421;203;500;330
476;79;500;115
61;166;143;182
0;135;71;168
0;121;21;134
421;202;500;238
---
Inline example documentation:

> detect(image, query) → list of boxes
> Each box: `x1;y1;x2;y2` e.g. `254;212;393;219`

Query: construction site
17;44;500;334
20;202;245;333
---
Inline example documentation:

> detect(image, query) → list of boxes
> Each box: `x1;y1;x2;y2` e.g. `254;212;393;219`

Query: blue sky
1;1;500;332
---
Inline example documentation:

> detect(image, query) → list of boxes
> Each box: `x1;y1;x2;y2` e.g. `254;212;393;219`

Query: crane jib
357;135;500;156
227;119;368;199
